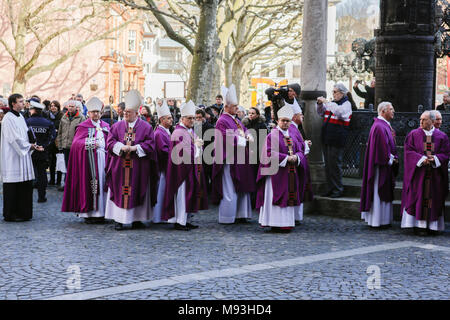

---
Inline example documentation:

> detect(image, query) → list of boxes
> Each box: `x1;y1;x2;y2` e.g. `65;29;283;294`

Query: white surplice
0;111;35;183
361;167;394;227
77;120;107;219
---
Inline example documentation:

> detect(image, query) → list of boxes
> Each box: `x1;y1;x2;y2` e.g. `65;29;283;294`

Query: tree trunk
224;42;232;87
11;0;29;94
210;55;222;103
186;0;220;105
231;58;244;103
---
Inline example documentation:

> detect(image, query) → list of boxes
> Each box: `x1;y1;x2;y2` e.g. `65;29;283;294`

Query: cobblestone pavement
0;186;448;300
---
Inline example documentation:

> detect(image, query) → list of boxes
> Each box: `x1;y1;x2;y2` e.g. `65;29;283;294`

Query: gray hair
430;110;442;119
334;83;348;94
423;110;436;122
377;101;392;115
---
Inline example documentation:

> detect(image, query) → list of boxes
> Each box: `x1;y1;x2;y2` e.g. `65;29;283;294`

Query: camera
265;83;301;111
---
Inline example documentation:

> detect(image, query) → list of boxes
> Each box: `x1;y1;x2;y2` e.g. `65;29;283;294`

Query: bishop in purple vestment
360;102;398;228
256;104;306;233
104;90;159;231
212;84;256;224
152;101;173;223
401;111;450;234
62;97;110;223
162;101;208;231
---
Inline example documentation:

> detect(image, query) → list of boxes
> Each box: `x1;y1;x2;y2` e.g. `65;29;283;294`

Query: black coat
353;85;375;109
242;115;269;162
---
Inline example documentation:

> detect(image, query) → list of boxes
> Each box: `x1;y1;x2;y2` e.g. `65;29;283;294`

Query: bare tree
0;0;136;93
113;0;223;105
220;0;303;103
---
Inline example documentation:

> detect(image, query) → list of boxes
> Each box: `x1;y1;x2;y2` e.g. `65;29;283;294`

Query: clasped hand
121;145;137;153
423;156;435;166
287;155;298;163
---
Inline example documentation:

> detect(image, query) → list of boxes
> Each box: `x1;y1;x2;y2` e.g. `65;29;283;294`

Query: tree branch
25;17;136;80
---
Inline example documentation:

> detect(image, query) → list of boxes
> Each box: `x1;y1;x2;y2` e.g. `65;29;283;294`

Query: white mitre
124;90;142;111
86;97;103;112
157;100;171;118
221;84;238;106
284;99;302;114
181;100;196;117
277;104;294;120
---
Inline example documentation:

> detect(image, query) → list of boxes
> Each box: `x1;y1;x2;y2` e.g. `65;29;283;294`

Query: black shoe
37;198;47;203
4;218;29;222
94;217;106;224
174;223;190;231
57;186;64;192
413;228;428;236
320;191;332;197
84;218;95;224
427;229;440;236
131;221;146;229
48;181;56;186
329;192;343;198
295;220;302;226
186;223;199;229
114;222;124;231
235;218;250;224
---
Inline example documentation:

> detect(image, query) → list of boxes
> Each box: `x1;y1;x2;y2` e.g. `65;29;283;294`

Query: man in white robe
1;94;42;222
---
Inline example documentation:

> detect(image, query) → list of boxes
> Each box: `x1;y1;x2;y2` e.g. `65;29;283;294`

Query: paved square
0;186;448;300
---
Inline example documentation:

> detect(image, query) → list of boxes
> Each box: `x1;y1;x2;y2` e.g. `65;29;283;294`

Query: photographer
353;78;375;109
317;83;352;198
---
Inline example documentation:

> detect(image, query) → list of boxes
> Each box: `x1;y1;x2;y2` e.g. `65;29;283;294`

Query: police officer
26;100;56;203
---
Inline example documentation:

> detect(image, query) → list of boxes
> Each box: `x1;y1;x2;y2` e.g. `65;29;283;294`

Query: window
128;30;136;53
277;66;285;78
160;49;178;61
293;65;301;78
143;40;151;51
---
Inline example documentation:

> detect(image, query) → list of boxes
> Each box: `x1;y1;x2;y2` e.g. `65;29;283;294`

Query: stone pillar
299;0;328;194
375;0;436;112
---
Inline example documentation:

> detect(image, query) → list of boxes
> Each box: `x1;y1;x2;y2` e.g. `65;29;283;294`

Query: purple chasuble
162;124;208;220
155;126;170;174
105;119;159;209
62;119;110;213
211;113;256;204
401;128;450;222
255;128;306;208
288;123;313;202
360;118;398;212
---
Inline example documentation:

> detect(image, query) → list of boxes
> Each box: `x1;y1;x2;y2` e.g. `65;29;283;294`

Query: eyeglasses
185;116;195;120
279;119;291;123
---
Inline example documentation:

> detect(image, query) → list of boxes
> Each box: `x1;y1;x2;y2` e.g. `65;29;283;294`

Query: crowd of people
0;82;448;235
